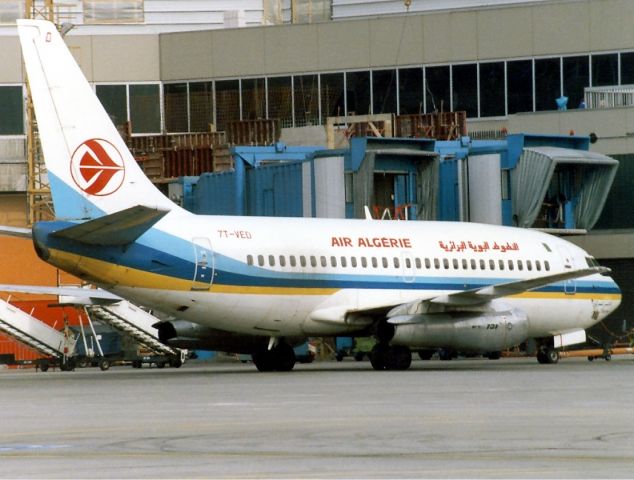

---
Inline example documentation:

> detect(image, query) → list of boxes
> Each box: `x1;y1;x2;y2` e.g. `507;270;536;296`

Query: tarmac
1;356;633;479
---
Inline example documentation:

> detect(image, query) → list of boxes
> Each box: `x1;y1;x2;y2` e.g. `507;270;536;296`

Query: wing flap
51;205;169;246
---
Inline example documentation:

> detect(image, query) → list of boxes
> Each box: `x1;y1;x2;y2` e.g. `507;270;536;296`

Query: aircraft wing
0;226;32;238
0;284;122;304
387;266;609;318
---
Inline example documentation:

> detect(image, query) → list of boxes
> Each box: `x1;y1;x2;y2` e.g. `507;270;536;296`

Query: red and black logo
70;138;125;196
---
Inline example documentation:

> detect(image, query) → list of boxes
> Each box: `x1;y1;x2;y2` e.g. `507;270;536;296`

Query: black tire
132;360;142;368
386;346;412;370
587;356;594;362
156;361;166;369
169;357;183;368
354;352;365;362
273;343;296;372
99;358;111;371
604;354;612;362
487;351;501;360
370;344;388;370
252;351;275;372
40;360;49;372
545;348;559;364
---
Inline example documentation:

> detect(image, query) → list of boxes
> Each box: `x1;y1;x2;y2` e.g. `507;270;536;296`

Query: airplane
7;19;621;371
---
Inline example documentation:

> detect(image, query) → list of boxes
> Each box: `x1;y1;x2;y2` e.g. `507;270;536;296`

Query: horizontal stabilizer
51;205;169;246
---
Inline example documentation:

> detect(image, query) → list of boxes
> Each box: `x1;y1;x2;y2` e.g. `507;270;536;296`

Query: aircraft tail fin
17;19;181;221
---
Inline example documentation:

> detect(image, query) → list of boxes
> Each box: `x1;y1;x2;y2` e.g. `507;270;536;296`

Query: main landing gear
252;341;296;372
536;346;560;364
369;343;412;370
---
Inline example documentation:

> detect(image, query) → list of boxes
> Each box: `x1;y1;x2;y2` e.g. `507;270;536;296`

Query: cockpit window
542;243;552;253
586;256;600;268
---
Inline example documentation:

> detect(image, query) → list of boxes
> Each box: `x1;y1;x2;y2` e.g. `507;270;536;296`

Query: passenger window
247;255;254;266
508;260;514;271
535;260;541;271
462;259;468;270
394;257;400;269
405;258;412;269
372;257;378;268
290;256;297;267
258;255;265;267
361;257;368;268
452;259;459;269
351;257;358;268
268;255;275;267
470;259;476;270
498;259;505;270
415;258;421;269
544;260;550;271
320;256;327;267
330;256;337;267
300;256;307;267
526;260;532;271
443;258;449;269
479;259;485;270
489;259;495;270
310;256;317;267
382;257;388;268
279;255;286;267
425;258;431;269
340;256;347;268
517;260;523;271
434;258;440;269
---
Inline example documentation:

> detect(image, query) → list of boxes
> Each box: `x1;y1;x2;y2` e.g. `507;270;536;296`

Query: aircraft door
192;237;215;290
557;245;576;294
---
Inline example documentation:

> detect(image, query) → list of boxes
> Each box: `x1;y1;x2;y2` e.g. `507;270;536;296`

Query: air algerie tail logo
70;138;125;196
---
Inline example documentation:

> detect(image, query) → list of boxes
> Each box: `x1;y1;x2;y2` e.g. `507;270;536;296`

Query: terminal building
0;0;632;349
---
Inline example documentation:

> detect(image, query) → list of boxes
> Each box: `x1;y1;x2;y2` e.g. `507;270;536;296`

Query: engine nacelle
390;308;529;353
155;320;304;354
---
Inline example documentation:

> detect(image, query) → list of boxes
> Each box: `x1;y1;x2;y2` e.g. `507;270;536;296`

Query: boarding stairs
0;297;75;359
86;300;185;363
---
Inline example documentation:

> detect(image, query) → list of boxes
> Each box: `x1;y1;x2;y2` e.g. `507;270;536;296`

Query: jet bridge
85;300;186;367
0;297;76;369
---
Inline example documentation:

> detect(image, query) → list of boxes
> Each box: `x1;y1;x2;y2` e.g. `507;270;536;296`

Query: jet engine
155;320;304;354
389;308;529;353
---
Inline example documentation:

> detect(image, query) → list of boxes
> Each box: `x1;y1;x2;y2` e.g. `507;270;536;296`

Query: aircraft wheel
537;347;559;364
252;351;275;372
370;344;388;370
604;354;612;362
169;357;183;368
273;343;296;372
385;346;412;370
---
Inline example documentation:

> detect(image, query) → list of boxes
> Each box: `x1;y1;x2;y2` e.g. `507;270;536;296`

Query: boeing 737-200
9;19;621;371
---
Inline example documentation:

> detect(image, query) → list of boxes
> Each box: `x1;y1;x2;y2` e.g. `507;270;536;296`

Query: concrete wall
159;0;634;80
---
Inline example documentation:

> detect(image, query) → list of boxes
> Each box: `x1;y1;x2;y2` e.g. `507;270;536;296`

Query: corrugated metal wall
247;162;305;217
